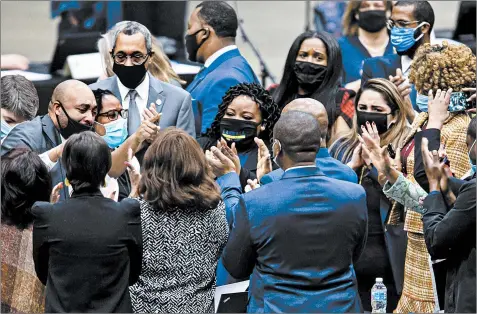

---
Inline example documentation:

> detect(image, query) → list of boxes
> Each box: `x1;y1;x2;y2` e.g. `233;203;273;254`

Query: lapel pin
156;99;162;106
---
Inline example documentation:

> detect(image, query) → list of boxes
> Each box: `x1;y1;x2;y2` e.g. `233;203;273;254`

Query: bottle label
372;292;386;301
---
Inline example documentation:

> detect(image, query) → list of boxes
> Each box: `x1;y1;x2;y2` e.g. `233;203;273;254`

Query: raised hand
245;179;260;192
427;88;452;130
219;138;241;175
50;182;64;203
255;137;272;181
421;138;443;191
206;146;237;178
125;148;141;198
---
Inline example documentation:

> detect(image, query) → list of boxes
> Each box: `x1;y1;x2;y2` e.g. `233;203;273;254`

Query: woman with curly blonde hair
98;21;185;86
387;41;474;313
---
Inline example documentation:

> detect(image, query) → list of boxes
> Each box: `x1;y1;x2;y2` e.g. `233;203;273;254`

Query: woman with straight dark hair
330;78;412;312
2;148;52;313
273;31;355;145
128;127;228;313
32;131;142;313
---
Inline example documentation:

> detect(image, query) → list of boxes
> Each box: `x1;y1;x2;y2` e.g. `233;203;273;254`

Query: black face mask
220;118;259;151
357;111;392;135
358;10;387;33
113;62;148;89
293;61;328;92
55;103;93;139
185;29;207;63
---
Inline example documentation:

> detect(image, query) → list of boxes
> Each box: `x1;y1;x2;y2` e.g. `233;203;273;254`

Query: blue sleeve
200;76;243;133
216;172;242;227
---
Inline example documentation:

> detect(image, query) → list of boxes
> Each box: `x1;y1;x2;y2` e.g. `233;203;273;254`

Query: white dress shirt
117;73;150;121
204;45;238;68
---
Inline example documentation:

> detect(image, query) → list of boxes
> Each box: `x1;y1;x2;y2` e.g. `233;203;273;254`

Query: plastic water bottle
371;277;387;313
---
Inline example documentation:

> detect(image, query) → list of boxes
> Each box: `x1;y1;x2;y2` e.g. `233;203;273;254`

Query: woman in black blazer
32;131;142;313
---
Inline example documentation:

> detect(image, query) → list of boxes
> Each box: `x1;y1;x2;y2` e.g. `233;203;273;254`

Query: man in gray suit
1;80;98;201
89;21;195;139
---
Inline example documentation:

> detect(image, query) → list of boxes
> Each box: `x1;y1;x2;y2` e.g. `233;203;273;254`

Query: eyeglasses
97;109;129;121
111;52;150;65
386;19;421;30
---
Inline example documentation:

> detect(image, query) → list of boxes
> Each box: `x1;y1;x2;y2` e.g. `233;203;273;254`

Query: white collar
401;55;413;75
117;72;150;103
204;45;238;68
284;165;316;172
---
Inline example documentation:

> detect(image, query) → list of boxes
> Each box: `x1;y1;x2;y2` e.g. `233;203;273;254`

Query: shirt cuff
39;151;57;171
428;190;441;196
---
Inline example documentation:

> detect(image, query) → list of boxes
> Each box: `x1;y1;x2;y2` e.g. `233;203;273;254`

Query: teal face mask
101;117;128;149
1;119;14;140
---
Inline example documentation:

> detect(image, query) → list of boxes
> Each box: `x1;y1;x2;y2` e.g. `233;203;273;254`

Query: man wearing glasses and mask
90;20;195;142
361;1;435;111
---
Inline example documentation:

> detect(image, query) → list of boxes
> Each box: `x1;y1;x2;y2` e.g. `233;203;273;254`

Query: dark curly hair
1;148;52;229
203;83;281;144
92;88;115;117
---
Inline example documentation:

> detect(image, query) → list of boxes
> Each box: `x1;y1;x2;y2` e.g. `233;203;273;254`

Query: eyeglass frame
110;50;153;66
96;109;129;121
386;19;421;30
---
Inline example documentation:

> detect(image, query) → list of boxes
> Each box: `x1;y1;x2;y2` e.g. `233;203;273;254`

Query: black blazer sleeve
422;179;476;259
222;197;256;279
414;129;441;193
121;198;143;285
32;201;53;285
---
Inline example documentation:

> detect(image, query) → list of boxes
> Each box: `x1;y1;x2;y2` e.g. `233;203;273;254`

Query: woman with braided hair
198;82;281;190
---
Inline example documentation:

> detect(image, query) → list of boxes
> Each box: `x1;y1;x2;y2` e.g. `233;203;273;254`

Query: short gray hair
1;75;39;120
111;21;152;52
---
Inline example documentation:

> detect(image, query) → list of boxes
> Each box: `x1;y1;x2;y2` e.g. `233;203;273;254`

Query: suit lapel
186;68;208;93
146;73;165;118
110;77;121;102
41;115;61;148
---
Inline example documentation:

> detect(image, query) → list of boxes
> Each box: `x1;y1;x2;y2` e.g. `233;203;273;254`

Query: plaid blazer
389;112;471;231
388;112;471;313
1;224;45;313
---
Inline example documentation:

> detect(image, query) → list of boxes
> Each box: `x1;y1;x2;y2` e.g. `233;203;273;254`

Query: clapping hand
125;148;141;198
205;145;238;178
421;138;443;191
245;179;260;192
140;104;162;144
217;138;241;175
255;137;272;181
389;68;412;100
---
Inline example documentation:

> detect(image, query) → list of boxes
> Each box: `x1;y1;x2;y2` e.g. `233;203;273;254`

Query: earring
260;125;266;131
64;178;70;187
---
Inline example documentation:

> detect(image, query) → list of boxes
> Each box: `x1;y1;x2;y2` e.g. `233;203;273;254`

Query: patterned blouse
129;198;229;313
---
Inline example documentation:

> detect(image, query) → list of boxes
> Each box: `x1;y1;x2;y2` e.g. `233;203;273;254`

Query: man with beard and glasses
89;21;195;147
1;80;98;201
361;0;435;111
185;1;259;134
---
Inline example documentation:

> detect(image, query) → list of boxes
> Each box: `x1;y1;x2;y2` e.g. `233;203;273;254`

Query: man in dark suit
261;98;358;184
420;131;476;313
210;111;368;313
361;1;435;110
185;1;259;134
89;21;195;138
1;79;98;201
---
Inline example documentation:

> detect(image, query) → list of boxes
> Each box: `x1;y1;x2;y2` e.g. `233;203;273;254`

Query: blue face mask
102;117;128;149
1;119;14;140
390;22;428;53
416;93;429;112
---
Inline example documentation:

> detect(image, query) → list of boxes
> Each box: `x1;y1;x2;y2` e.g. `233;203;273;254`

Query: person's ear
200;27;211;41
51;101;61;116
420;22;430;35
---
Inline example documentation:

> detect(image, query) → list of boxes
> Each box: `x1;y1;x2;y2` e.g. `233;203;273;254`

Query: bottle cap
376;277;383;283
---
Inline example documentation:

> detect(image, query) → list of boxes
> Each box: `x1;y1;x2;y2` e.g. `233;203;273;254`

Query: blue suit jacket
361;54;419;111
261;148;358;185
186;48;259;134
218;167;368;313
